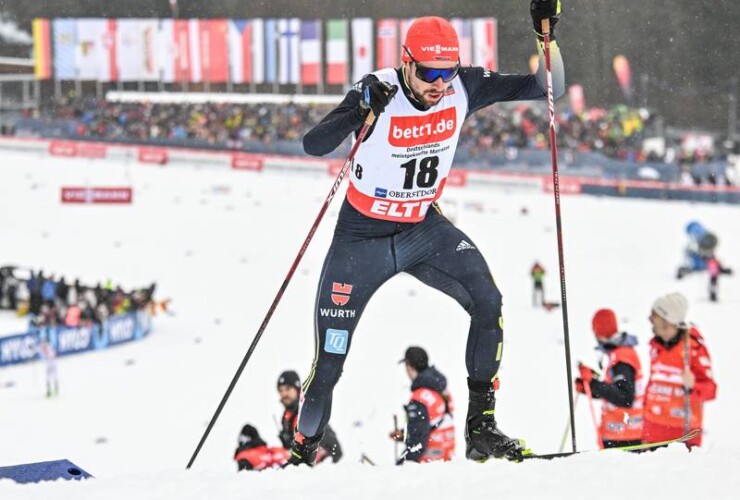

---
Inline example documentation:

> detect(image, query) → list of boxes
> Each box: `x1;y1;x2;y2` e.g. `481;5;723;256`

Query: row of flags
32;18;498;85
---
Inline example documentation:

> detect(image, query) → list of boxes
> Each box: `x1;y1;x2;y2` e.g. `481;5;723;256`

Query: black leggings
298;199;504;437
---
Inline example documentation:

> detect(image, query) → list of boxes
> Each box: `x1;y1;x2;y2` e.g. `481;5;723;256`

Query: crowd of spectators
10;93;733;172
28;95;329;150
0;265;157;331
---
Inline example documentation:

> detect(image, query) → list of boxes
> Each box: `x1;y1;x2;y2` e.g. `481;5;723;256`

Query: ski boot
283;432;323;467
465;378;526;462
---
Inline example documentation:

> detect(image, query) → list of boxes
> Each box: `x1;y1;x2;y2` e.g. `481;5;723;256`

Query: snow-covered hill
1;152;738;499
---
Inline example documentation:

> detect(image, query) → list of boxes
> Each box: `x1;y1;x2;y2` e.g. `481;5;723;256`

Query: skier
390;347;455;463
38;335;58;398
530;261;546;307
277;371;342;464
643;293;717;448
575;309;643;448
288;2;565;466
234;424;290;472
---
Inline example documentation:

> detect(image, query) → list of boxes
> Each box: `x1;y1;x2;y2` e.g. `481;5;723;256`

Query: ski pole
393;414;400;463
683;327;691;434
542;17;577;453
557;393;579;453
186;109;378;469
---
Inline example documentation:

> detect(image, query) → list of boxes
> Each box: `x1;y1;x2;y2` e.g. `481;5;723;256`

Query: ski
519;429;701;461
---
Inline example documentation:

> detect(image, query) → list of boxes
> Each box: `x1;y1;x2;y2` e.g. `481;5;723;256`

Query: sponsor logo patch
375;187;388;198
455;240;476;252
388;107;457;147
324;329;349;354
331;283;353;306
320;308;357;318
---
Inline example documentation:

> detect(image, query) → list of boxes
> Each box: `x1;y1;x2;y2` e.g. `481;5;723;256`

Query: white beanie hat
652;292;689;325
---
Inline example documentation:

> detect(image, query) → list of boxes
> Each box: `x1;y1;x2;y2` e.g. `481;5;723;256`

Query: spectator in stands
41;274;57;306
56;276;69;306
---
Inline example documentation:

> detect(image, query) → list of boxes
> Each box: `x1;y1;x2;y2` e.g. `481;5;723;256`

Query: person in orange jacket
390;347;455;463
643;292;717;448
575;309;644;448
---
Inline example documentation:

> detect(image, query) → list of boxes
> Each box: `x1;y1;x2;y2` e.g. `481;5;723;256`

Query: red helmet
592;309;618;340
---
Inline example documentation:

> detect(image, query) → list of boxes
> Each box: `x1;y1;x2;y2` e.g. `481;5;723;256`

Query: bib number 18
400;156;439;189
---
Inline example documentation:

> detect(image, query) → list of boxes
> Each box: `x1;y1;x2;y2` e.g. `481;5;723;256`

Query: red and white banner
231;153;264;171
61;187;133;204
446;169;468;187
543;176;583;195
327;159;346;177
198;19;229;83
75;18;118;81
116;19;159;81
376;19;398;69
158;19;192;83
472;18;497;71
138;147;168;165
76;142;107;159
49;141;107;158
49;141;77;157
351;18;373;82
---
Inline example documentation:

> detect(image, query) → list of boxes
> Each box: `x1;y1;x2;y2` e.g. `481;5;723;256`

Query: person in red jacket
390;347;455;463
643;292;717;448
575;309;644;448
233;424;290;471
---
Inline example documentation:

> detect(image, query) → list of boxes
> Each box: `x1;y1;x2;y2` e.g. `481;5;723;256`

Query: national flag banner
53;19;76;80
33;19;52;79
472;18;498;71
228;20;252;84
299;19;321;85
75;19;118;81
172;19;192;82
325;19;348;85
116;19;159;81
278;18;300;84
188;19;202;82
251;18;265;84
199;19;229;83
376;19;398;69
157;19;175;82
264;19;277;83
451;18;472;66
158;19;195;83
157;19;199;83
351;18;373;82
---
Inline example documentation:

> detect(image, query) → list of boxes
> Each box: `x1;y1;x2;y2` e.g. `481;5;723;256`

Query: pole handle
364;110;376;126
542;18;551;35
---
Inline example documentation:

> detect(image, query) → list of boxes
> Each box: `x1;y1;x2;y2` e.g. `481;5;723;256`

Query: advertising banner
60;187;133;204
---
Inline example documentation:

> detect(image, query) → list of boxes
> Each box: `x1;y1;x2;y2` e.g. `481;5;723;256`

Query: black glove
358;80;398;118
531;0;561;40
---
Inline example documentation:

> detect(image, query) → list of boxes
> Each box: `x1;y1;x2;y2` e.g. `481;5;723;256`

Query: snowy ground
0;151;739;499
